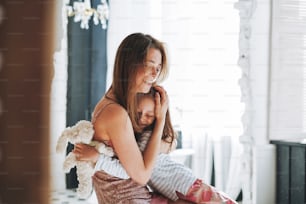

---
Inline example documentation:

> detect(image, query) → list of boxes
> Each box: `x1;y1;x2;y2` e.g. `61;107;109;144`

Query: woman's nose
150;71;157;80
151;67;158;75
148;67;160;81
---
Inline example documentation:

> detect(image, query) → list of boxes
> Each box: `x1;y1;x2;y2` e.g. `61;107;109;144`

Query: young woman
73;33;189;203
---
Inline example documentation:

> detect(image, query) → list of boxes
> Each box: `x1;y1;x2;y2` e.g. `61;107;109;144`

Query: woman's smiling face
134;48;162;93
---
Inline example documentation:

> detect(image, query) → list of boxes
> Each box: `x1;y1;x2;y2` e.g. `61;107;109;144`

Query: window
159;1;243;144
106;0;243;145
270;0;306;141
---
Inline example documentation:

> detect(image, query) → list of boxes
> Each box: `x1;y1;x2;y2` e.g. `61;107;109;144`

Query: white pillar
50;0;68;191
235;0;276;203
249;0;276;203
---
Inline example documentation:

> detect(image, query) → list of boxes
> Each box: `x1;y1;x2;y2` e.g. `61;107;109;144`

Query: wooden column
0;1;55;203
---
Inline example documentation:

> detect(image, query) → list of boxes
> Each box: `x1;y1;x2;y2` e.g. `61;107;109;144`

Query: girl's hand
73;143;99;164
153;85;169;121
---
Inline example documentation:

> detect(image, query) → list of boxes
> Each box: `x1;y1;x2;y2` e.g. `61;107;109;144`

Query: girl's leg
176;179;238;204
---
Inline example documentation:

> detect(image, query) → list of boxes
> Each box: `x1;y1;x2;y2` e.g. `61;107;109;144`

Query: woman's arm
75;86;168;185
94;86;168;185
74;108;156;185
105;107;163;185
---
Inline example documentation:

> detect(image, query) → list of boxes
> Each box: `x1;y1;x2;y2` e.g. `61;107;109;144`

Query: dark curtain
66;0;108;189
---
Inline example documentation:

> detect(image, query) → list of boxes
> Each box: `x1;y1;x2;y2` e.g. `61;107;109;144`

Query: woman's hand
73;143;99;164
153;85;169;121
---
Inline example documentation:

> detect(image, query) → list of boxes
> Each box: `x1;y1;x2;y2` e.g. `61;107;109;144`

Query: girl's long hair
136;89;177;147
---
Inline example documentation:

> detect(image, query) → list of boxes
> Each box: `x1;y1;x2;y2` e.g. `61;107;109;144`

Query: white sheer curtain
107;0;243;200
191;129;213;184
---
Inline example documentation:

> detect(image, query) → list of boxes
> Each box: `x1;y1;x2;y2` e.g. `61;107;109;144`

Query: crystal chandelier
66;0;109;30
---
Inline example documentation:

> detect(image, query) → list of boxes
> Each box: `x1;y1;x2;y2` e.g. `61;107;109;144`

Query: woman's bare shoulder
97;102;127;120
93;102;130;140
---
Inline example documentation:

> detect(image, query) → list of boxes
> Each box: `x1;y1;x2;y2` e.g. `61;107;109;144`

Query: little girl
95;90;237;204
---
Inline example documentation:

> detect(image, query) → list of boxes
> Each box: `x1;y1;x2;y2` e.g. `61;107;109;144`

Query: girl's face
137;96;155;130
135;48;162;93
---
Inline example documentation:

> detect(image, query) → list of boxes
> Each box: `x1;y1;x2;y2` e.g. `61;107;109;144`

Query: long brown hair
111;33;169;133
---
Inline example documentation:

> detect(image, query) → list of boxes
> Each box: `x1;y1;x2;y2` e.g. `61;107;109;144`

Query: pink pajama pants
177;179;238;204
